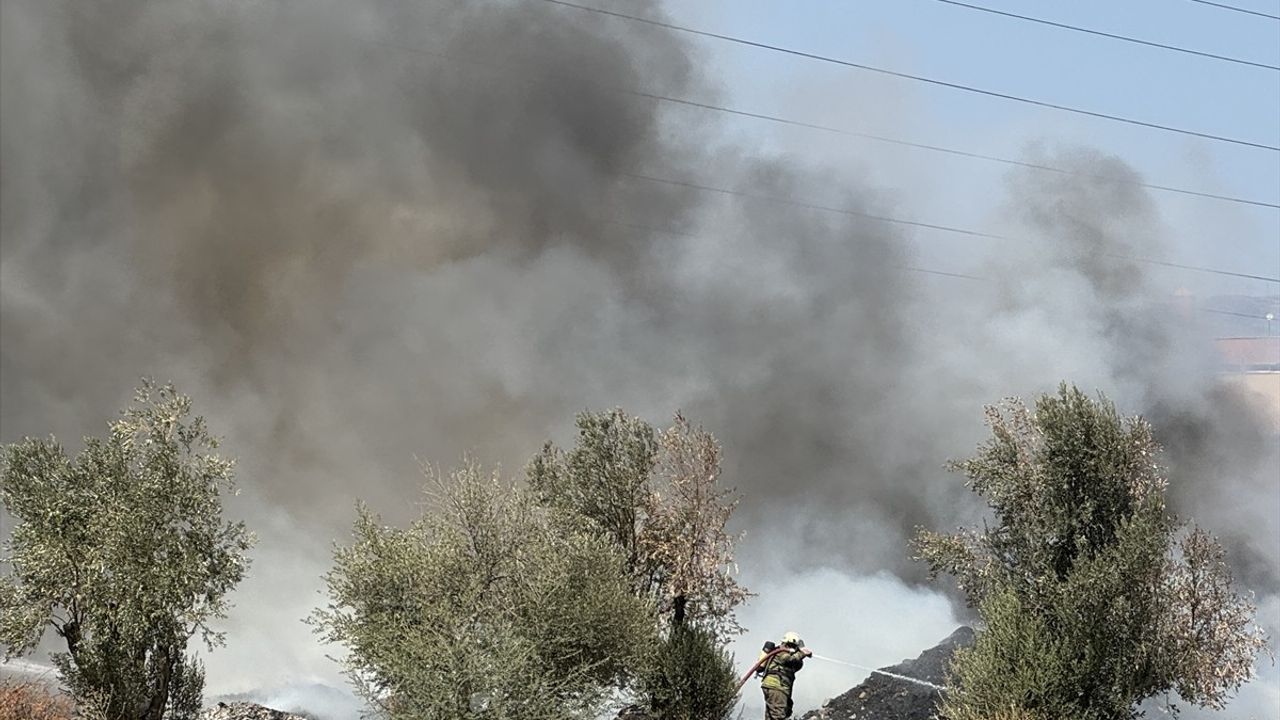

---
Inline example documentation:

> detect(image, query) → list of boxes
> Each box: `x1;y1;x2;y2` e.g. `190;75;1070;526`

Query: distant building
1217;337;1280;373
1216;337;1280;431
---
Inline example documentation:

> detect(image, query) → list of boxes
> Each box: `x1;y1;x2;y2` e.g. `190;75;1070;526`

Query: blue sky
651;0;1280;297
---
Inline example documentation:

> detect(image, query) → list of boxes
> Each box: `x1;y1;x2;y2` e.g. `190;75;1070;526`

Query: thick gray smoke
2;0;714;516
2;0;1275;715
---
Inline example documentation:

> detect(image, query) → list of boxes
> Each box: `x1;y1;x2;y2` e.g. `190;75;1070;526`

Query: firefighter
759;631;811;719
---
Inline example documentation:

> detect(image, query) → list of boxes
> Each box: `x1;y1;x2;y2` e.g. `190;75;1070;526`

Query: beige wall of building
1223;373;1280;433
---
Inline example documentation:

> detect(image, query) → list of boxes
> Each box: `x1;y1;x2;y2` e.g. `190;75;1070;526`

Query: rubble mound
201;701;310;720
801;626;974;720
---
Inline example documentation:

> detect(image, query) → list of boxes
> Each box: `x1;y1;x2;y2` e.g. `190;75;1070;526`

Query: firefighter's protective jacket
758;647;806;693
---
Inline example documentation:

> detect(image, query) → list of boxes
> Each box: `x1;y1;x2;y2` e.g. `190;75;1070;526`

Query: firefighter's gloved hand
801;648;813;657
762;641;776;652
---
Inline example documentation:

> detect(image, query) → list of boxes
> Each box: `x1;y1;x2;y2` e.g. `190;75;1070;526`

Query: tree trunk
142;643;173;720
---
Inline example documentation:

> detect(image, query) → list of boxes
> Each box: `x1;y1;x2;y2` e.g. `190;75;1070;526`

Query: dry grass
979;709;1044;720
940;705;1050;720
0;680;75;720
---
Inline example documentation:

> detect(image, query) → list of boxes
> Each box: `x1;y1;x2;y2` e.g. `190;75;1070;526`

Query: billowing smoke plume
2;0;1275;715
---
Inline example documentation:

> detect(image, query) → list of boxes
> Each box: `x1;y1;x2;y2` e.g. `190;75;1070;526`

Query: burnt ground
799;626;974;720
202;702;311;720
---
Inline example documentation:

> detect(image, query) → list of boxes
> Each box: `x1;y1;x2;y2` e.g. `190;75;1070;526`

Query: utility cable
620;171;1004;240
630;92;1279;209
375;38;1279;209
1187;0;1280;21
931;0;1279;71
1104;253;1279;282
371;34;1280;281
900;265;987;281
620;171;1280;283
609;217;1280;319
1202;307;1278;320
619;215;1280;287
534;0;1280;152
607;216;987;281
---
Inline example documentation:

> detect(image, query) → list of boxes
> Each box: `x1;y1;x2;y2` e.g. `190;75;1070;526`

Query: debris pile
201;701;310;720
800;627;974;720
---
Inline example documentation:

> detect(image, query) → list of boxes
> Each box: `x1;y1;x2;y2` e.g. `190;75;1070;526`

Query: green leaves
638;623;738;720
316;409;749;719
919;384;1268;720
1;379;254;720
313;462;655;720
528;409;658;569
528;410;747;638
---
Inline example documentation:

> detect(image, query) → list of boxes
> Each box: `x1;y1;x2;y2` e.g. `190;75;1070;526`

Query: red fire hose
734;646;789;693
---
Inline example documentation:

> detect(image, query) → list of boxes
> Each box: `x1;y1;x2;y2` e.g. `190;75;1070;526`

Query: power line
607;216;987;280
1187;0;1280;21
1202;307;1278;320
534;0;1280;152
368;20;1280;280
621;216;1280;296
632;91;1280;210
620;171;1280;283
621;171;1003;240
931;0;1279;71
374;40;1279;209
1115;254;1280;282
901;265;986;281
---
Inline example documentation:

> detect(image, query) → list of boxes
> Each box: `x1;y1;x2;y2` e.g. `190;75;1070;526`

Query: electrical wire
369;19;1280;284
630;92;1280;210
606;216;987;280
533;0;1280;152
614;212;1280;302
1187;0;1280;21
619;171;1280;283
1202;307;1279;320
374;38;1279;209
620;171;1004;240
931;0;1279;71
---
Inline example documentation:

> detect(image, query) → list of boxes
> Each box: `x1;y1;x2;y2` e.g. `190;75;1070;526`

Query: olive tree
526;410;659;596
0;380;254;720
527;410;748;637
635;622;739;720
526;410;746;720
312;461;655;720
916;384;1268;720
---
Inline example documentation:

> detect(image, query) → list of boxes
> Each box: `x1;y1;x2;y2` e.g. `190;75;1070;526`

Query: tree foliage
317;409;749;719
527;410;658;594
636;622;739;720
644;414;749;637
527;410;748;638
916;385;1268;720
0;380;254;720
312;461;656;720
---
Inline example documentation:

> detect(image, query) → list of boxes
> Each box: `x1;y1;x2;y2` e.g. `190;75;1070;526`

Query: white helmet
781;631;803;647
